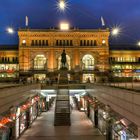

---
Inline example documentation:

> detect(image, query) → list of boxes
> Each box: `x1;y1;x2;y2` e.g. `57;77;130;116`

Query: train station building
0;26;140;83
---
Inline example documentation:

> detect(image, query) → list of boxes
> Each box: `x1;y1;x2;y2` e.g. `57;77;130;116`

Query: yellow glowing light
59;0;66;10
60;22;69;30
22;40;26;44
7;27;14;34
112;28;120;36
102;40;106;44
138;41;140;46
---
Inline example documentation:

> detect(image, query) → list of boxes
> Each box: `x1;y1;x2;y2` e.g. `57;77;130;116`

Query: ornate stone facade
1;29;140;82
18;28;110;82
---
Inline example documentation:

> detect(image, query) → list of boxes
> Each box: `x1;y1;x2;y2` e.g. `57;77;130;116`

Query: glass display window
20;113;26;134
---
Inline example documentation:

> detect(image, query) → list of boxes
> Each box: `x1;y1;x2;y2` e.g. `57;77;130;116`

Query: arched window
82;54;94;70
34;55;47;70
58;55;71;70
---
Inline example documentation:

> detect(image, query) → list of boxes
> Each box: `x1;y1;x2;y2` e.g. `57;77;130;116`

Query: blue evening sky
0;0;140;45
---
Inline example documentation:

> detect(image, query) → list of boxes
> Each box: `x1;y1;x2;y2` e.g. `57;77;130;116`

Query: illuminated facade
18;28;110;83
0;28;140;82
110;45;140;81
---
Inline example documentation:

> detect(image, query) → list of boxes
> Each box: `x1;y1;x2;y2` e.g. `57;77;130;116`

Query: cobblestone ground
19;106;105;140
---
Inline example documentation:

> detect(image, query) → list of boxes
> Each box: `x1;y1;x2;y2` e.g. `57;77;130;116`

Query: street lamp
111;27;120;36
6;27;14;34
137;41;140;46
57;0;68;11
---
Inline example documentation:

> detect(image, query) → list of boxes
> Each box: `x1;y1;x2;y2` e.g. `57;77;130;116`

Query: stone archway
34;55;47;70
82;54;95;70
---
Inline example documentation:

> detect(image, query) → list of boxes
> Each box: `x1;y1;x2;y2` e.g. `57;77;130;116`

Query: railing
103;82;140;92
110;61;140;64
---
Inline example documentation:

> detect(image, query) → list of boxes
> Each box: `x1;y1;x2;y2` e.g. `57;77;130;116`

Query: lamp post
109;27;120;86
6;27;14;34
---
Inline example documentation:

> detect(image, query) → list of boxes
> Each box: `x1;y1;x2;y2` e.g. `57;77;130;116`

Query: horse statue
61;49;67;68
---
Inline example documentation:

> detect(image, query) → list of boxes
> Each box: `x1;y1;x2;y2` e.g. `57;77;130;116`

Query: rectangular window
35;40;38;46
94;40;97;46
42;40;45;46
80;40;82;46
31;40;34;46
56;40;58;46
46;40;48;46
70;40;73;46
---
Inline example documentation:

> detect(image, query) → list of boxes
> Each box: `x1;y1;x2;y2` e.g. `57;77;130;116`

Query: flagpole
25;16;29;28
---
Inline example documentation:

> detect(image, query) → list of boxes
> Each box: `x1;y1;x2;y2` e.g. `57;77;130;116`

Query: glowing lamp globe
59;0;66;10
112;28;119;36
7;27;14;34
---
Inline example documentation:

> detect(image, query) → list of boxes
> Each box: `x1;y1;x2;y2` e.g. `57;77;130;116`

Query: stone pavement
19;106;105;140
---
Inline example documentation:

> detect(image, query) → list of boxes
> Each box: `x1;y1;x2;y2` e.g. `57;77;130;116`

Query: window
39;40;41;46
80;40;83;46
87;40;89;46
91;40;93;46
82;54;94;70
67;40;69;46
60;40;62;46
35;40;38;46
56;40;58;46
46;40;48;46
94;40;97;46
34;55;47;70
42;40;45;46
70;40;73;46
31;40;34;46
84;40;86;46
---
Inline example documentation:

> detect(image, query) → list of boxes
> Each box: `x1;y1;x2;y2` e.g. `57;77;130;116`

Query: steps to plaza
54;69;71;126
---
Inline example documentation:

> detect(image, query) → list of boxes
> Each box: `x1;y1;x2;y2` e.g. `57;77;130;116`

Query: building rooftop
0;45;18;50
0;44;140;51
18;28;109;32
110;45;140;51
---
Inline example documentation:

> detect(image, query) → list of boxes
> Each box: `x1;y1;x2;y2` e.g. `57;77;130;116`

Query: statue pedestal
59;68;68;84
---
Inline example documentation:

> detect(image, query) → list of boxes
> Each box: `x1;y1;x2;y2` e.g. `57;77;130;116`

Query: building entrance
34;74;46;81
82;74;95;83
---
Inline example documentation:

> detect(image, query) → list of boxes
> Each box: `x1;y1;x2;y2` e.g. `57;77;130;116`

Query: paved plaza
19;105;105;140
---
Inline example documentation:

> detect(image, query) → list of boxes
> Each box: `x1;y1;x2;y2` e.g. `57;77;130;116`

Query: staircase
54;69;71;126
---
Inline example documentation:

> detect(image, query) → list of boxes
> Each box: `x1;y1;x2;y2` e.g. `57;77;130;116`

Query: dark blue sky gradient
0;0;140;44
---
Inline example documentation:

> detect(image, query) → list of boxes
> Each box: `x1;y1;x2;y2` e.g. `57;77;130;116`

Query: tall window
82;54;94;70
34;55;47;70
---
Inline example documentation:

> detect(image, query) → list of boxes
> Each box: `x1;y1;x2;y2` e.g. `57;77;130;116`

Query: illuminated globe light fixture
6;27;14;34
60;22;70;31
102;40;106;44
59;0;66;11
22;40;26;44
137;41;140;46
111;28;120;36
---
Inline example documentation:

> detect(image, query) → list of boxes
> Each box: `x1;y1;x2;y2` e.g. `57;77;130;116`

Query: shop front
98;108;109;135
0;116;15;140
0;127;10;140
112;118;138;140
15;96;40;139
83;96;99;128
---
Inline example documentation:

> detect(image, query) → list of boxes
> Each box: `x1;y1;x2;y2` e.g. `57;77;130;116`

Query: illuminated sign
60;23;69;30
